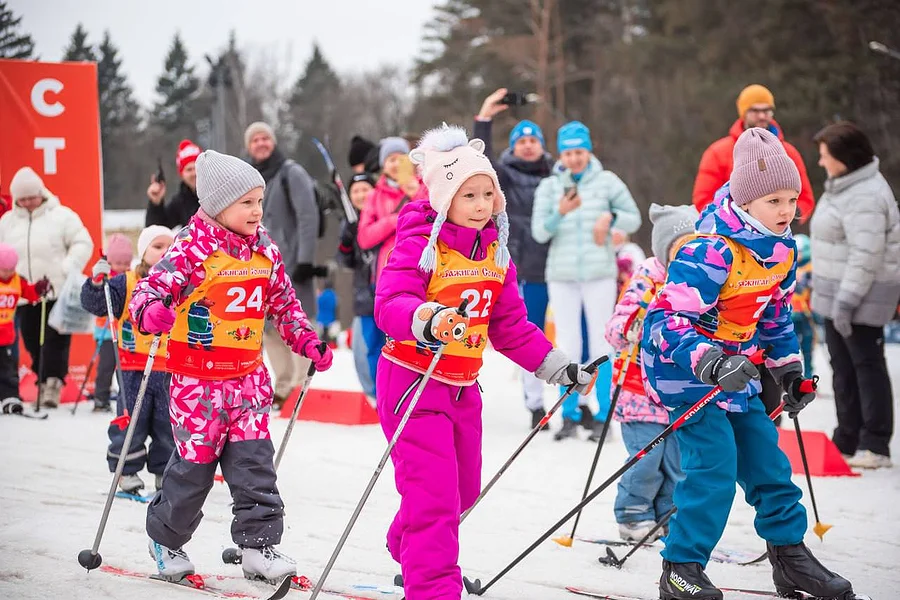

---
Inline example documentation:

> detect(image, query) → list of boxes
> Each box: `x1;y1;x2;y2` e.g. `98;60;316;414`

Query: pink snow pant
377;358;483;600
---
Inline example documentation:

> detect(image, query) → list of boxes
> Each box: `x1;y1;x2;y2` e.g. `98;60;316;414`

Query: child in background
612;228;646;296
316;275;338;346
91;233;134;412
791;234;815;378
81;226;176;494
0;243;49;413
129;150;332;584
375;125;596;599
605;204;695;542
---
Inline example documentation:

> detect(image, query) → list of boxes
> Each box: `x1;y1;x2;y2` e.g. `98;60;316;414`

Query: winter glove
694;347;760;393
625;316;643;343
299;338;333;372
831;302;854;339
782;374;817;418
292;263;329;283
91;257;111;286
339;220;359;249
534;348;598;396
412;302;470;345
139;299;176;335
33;276;51;298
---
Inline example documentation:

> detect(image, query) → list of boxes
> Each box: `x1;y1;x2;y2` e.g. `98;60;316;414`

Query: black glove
782;374;817;418
694;347;760;393
292;263;329;283
339;220;359;248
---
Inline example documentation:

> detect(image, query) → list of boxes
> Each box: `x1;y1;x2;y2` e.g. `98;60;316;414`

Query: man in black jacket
474;88;554;429
145;139;201;229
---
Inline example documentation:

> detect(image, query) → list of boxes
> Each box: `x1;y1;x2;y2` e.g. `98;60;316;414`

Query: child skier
81;226;176;494
0;243;49;413
375;125;597;600
605;204;696;542
642;128;855;600
128;150;333;584
791;233;815;378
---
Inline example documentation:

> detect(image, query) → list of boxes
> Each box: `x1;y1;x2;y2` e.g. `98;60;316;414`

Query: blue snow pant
614;421;682;523
792;313;815;379
561;311;612;421
352;316;375;397
360;315;385;396
662;396;806;567
107;370;174;476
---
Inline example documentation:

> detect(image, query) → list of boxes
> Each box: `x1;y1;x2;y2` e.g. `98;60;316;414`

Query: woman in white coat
0;167;93;407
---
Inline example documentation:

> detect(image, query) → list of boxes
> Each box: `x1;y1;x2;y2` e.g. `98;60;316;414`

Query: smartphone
155;157;166;185
564;186;577;200
395;154;416;187
500;92;541;106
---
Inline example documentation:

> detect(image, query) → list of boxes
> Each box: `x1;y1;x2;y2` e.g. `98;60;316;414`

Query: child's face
0;267;15;280
744;189;798;235
446;174;495;230
109;258;132;273
349;182;373;212
142;235;175;267
216;187;265;237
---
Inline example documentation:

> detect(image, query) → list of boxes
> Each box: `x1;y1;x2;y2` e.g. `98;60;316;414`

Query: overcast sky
13;0;439;107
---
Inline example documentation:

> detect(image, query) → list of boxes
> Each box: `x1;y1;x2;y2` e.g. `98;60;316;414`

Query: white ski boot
41;377;62;408
119;473;145;494
148;538;195;581
241;546;296;584
619;520;660;542
847;450;892;469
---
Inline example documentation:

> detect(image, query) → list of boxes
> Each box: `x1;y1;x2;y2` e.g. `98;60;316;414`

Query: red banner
0;59;104;403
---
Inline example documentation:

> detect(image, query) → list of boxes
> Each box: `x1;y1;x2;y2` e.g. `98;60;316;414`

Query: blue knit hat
557;121;593;152
509;120;545;149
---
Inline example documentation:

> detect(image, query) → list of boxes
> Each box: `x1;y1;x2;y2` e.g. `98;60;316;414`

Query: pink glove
141;300;176;334
300;338;333;372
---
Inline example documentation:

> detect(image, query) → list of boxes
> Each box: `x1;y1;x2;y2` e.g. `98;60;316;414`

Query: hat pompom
417;123;469;153
495;211;511;269
418;213;446;273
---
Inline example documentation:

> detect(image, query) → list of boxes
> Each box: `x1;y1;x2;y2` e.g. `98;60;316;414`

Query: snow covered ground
1;344;899;599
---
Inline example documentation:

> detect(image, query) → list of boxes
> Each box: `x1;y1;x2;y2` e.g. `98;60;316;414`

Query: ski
294;574;403;599
576;537;766;565
721;588;873;600
114;490;151;503
101;565;254;598
310;137;359;225
567;585;873;600
1;409;49;419
566;586;648;600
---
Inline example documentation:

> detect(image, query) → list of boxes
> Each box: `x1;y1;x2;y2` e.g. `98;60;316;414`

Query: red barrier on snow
278;387;379;425
19;369;85;404
777;428;859;477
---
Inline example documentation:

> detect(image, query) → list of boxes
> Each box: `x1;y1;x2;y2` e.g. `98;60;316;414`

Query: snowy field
1;344;899;599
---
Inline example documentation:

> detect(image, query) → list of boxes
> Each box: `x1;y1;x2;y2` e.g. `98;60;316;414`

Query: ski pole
555;343;638;547
467;347;767;596
34;296;47;413
598;506;676;569
309;300;467;600
274;342;327;470
71;342;103;415
311;137;358;225
790;378;831;541
460;354;609;524
77;296;171;572
101;262;129;415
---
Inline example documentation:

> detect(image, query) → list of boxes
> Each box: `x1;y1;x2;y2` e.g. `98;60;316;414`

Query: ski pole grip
457;298;470;315
748;346;770;366
307;341;328;376
799;375;819;394
162;295;173;308
586;354;610;373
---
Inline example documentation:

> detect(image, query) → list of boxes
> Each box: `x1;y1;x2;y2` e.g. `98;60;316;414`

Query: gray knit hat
379;136;410;168
244;121;276;149
730;127;801;207
649;203;699;266
195;150;266;217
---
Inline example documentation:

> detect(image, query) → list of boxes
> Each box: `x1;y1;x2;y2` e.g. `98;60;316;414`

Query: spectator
473;88;555;429
532;121;642;441
810;121;900;469
245;121;322;407
145;139;202;229
348;135;380;175
692;84;814;221
0;167;93;407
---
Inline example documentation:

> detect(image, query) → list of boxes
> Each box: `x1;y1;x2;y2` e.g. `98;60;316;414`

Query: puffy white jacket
0;193;93;299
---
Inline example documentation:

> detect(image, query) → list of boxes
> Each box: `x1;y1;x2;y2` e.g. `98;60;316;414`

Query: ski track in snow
1;345;899;599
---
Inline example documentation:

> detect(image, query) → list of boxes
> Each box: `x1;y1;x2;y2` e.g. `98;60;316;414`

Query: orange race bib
118;271;168;371
0;275;22;346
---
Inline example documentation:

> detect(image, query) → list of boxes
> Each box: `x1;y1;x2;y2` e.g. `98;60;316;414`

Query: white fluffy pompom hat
410;123;509;273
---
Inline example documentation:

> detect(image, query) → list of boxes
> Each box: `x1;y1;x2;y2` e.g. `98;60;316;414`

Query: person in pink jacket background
374;124;597;600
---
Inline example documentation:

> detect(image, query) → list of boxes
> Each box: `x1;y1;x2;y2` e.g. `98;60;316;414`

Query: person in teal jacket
532;121;641;440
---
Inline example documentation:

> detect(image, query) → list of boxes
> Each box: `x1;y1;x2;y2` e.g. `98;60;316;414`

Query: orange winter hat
736;84;775;118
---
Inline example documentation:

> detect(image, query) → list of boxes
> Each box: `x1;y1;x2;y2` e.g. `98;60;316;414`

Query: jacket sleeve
336;220;359;269
607;173;641;234
692;145;725;213
145;199;177;228
759;261;803;372
785;143;815;223
80;273;127;318
19;278;40;303
373;235;430;341
531;177;563;244
605;261;656;351
129;231;203;327
60;207;94;276
646;237;732;376
487;260;553;372
285;163;320;265
357;192;399;250
835;194;888;310
473;119;497;167
264;244;318;350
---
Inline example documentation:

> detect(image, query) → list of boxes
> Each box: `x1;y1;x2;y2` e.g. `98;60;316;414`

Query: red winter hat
176;139;202;174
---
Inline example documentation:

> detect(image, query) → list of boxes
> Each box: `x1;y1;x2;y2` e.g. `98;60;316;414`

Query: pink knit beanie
730;127;801;207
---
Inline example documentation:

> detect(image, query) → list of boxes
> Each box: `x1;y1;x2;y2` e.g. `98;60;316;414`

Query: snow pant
614;421;682;523
0;343;19;399
792;313;815;379
360;314;385;396
107;370;174;476
521;282;548;411
376;358;482;600
826;319;894;457
264;324;310;400
19;300;71;382
351;316;375;397
146;364;284;550
548;279;616;421
94;340;117;404
662;396;806;567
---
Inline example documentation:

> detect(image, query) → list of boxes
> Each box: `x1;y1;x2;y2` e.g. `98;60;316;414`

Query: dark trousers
94;340;117;403
107;371;174;475
825;319;894;457
0;344;19;399
18;301;71;382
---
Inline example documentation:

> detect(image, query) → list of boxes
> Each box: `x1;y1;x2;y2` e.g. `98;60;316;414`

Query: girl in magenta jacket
374;125;597;600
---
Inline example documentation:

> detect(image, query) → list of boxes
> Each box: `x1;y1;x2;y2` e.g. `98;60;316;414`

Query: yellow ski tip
813;522;833;540
552;535;573;547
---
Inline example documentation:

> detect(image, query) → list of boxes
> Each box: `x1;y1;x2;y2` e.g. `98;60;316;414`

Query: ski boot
847;450;892;469
93;397;112;412
530;408;549;431
767;542;854;599
619;520;660;543
579;405;595;430
1;397;24;414
119;473;145;494
149;539;195;581
41;377;62;408
659;560;723;600
554;417;580;441
588;419;610;443
241;546;296;585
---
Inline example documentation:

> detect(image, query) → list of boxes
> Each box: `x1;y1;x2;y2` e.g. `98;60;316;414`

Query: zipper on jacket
393;374;424;415
470;231;481;260
454;387;464;402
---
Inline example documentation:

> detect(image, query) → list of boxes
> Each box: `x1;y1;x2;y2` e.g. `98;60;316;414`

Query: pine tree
288;43;342;168
151;32;199;133
62;23;96;62
0;1;35;59
97;31;140;133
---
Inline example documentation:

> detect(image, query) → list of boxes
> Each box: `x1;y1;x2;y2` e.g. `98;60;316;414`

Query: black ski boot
530;408;549;431
554;417;579;441
767;542;854;599
659;560;723;600
579;405;595;430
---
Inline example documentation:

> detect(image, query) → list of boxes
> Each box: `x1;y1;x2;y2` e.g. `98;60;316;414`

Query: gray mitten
831;303;854;339
694;347;760;393
535;348;596;395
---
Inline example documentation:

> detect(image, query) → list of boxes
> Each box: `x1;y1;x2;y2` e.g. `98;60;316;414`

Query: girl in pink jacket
129;150;332;586
375;125;597;600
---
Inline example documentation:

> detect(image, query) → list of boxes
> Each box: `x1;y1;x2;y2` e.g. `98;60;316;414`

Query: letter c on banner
31;78;65;117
